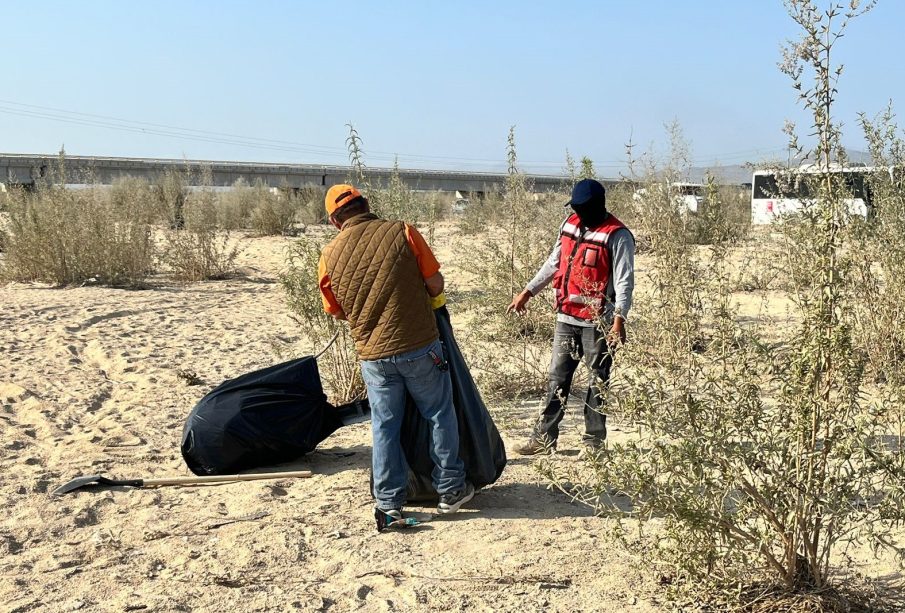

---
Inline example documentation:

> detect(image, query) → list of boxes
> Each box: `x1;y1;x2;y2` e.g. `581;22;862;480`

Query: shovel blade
51;475;122;495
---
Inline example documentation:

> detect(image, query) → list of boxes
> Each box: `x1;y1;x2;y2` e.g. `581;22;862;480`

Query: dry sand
1;229;901;612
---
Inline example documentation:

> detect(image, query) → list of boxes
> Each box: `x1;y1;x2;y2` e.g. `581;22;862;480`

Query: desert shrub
153;168;189;228
217;178;258;230
688;177;750;245
624;127;750;248
219;180;318;233
110;176;155;210
281;233;364;403
0;189;11;252
538;2;905;607
1;183;155;286
852;105;905;386
564;150;600;183
218;178;302;235
341;127;445;241
455;127;565;399
628;122;726;252
600;181;639;230
456;189;505;235
291;186;327;225
413;191;446;244
159;173;239;281
578;156;597;180
249;190;296;236
720;184;753;234
368;159;418;222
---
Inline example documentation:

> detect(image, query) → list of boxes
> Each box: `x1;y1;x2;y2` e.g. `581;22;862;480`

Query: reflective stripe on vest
561;221;610;246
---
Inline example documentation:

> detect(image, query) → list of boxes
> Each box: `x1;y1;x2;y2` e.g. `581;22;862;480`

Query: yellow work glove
430;292;447;310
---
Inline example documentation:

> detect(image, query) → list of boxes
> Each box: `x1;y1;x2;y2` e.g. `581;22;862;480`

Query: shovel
52;470;313;495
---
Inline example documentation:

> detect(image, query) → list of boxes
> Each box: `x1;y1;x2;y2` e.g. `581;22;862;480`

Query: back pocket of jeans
404;343;441;377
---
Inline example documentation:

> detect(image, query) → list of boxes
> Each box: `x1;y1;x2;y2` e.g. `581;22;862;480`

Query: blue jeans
360;339;466;510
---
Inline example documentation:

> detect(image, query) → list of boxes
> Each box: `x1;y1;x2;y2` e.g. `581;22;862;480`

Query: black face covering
571;198;608;227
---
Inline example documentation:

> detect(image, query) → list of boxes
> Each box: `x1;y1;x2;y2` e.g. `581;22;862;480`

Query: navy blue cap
565;178;606;208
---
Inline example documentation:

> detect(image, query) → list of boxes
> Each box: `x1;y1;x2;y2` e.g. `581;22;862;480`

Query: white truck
633;181;705;213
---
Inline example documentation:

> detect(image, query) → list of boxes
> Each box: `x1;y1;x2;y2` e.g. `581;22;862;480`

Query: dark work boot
514;435;557;456
579;437;606;461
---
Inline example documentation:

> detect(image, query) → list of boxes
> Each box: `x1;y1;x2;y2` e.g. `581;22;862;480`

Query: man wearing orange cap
318;184;473;530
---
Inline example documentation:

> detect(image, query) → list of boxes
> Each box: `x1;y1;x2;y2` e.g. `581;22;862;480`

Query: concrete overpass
0;153;609;195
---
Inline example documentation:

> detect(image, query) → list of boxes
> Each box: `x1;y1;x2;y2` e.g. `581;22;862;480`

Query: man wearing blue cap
507;178;635;454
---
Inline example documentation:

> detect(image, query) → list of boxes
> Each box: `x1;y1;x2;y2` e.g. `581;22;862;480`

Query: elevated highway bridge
0;153;620;195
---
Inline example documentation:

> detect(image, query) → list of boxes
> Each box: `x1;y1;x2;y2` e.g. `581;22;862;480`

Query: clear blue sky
2;1;902;174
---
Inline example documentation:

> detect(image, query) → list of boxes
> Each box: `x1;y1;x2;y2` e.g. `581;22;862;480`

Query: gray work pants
535;321;612;444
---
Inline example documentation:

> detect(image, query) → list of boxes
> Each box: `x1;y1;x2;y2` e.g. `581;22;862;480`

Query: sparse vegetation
281;233;365;403
1;4;900;609
532;2;905;609
159;168;240;281
0;181;155;286
454;127;565;399
153;168;189;228
216;178;258;231
0;162;251;286
219;178;309;236
853;104;905;386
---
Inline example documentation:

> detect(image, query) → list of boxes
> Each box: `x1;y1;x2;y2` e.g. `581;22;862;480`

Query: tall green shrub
455;127;565;399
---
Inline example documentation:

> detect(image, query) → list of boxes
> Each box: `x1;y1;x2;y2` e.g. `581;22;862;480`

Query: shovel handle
142;470;312;487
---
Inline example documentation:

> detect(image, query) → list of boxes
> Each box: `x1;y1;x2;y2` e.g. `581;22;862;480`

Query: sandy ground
1;228;901;612
0;231;662;613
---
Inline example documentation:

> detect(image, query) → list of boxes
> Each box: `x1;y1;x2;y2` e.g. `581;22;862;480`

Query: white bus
750;165;875;225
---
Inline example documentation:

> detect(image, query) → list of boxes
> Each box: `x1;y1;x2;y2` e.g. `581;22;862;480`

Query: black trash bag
399;305;507;500
181;356;369;475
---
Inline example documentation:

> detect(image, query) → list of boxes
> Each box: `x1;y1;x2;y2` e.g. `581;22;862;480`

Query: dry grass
159;183;240;282
1;182;155;286
218;179;316;235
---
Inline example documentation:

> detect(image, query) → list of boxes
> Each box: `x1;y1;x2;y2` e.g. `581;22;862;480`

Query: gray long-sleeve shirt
525;226;635;327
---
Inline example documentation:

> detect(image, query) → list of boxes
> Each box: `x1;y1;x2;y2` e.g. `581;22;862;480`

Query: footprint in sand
0;382;32;403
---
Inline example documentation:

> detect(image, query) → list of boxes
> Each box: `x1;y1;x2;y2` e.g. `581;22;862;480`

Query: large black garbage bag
181;356;369;475
400;306;507;500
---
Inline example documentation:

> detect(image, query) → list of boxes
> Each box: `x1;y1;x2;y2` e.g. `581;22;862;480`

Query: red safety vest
552;212;628;320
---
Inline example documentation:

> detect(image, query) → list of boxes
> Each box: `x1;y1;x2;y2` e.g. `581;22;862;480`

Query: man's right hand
507;289;532;315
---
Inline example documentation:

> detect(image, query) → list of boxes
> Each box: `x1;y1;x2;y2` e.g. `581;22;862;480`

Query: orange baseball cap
325;184;362;216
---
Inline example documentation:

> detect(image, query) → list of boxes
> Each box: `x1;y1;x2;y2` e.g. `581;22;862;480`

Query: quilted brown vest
322;213;439;360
